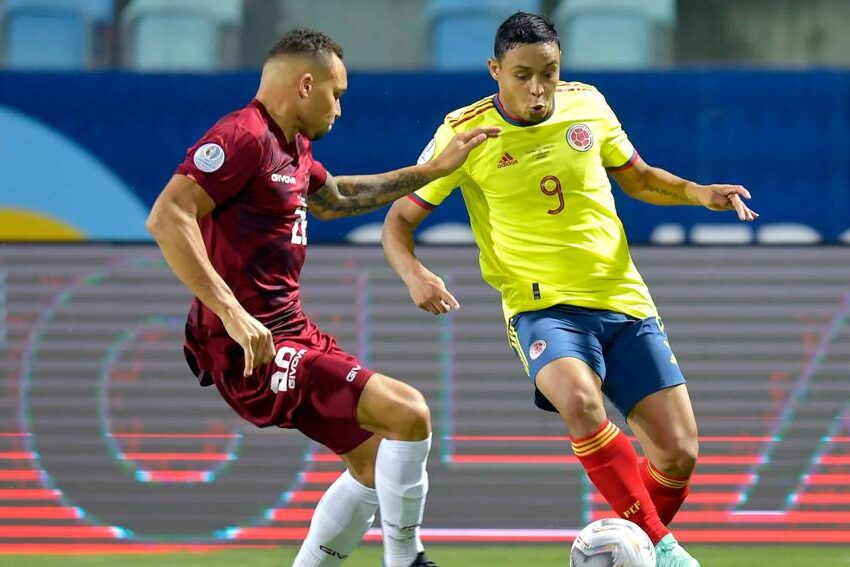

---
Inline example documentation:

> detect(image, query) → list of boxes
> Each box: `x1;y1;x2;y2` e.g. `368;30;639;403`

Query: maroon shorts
212;337;375;455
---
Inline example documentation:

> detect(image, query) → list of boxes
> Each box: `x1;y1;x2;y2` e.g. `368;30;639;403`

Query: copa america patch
566;124;594;152
193;143;225;172
529;339;547;360
417;138;436;164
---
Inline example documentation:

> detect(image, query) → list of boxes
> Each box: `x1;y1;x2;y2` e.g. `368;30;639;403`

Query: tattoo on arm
309;170;432;217
644;184;691;204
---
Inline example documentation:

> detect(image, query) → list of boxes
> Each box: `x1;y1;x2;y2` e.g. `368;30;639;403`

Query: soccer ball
569;518;656;567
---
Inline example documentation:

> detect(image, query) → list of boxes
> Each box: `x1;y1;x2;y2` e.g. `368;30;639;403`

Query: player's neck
255;95;298;143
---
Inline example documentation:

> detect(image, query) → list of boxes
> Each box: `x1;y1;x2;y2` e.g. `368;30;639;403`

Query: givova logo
270;347;307;393
271;173;296;184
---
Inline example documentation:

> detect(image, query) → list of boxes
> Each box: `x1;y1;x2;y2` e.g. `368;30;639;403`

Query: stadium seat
346;223;384;244
757;223;822;244
122;0;242;71
650;223;686;244
553;0;675;69
690;224;753;244
1;0;113;69
426;0;542;70
419;223;476;244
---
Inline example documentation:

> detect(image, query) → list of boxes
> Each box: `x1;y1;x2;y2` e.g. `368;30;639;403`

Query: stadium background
1;0;850;563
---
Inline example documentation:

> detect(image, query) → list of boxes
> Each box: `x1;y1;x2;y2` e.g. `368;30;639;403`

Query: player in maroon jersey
146;29;498;567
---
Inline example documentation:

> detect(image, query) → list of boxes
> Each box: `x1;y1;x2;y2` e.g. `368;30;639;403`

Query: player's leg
293;435;382;567
510;308;670;546
356;373;432;567
603;315;697;526
289;346;432;567
535;357;669;546
603;316;700;566
628;385;698;525
210;342;396;567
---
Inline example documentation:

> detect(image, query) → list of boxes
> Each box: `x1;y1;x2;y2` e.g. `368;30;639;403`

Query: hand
406;268;460;315
430;127;501;176
693;184;759;222
220;306;276;376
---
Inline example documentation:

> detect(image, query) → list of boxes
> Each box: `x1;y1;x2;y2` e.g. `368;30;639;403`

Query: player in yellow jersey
383;12;758;567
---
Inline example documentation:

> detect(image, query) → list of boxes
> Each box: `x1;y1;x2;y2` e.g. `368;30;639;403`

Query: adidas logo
497;151;518;168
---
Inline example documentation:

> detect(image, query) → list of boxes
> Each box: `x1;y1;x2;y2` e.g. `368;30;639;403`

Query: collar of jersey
493;94;555;127
250;98;295;147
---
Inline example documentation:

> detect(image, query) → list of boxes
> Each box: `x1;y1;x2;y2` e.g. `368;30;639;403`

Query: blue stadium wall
1;70;848;242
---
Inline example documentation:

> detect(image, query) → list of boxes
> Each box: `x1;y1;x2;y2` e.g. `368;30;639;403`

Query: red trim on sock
640;458;691;526
571;420;611;444
575;430;669;544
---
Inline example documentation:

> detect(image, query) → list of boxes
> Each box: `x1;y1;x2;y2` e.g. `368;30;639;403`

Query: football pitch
1;545;848;566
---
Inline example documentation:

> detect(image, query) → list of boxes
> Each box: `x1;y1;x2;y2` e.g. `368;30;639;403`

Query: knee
347;461;376;488
559;389;606;429
656;436;699;477
388;389;431;441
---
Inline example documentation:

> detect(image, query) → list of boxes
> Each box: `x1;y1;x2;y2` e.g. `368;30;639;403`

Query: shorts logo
345;365;361;383
566;124;593;152
529;340;547;360
270;347;307;393
663;339;679;365
193;143;225;172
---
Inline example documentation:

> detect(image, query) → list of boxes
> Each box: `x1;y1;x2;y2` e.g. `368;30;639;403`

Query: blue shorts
508;304;686;418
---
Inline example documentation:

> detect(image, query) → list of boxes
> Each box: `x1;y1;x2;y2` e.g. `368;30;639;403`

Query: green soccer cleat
654;534;700;567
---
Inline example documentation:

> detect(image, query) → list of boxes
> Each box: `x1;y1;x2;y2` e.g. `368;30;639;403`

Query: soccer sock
293;470;378;567
639;457;691;525
375;435;431;567
572;420;669;545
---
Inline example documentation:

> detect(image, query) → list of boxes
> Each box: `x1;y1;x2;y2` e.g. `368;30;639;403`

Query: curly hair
266;28;344;62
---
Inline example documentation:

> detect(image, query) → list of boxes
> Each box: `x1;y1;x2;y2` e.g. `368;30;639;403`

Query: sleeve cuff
407;193;436;211
606;150;639;173
174;166;224;206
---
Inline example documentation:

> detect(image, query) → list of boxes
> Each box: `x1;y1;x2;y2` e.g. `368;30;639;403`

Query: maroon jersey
175;99;328;386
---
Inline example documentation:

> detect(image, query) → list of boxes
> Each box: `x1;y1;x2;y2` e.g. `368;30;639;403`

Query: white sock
292;470;378;566
375;435;431;567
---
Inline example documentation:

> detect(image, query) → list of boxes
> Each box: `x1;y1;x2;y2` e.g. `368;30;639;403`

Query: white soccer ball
569;518;656;567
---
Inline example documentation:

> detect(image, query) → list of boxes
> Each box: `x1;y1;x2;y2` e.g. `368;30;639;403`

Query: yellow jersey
411;81;657;321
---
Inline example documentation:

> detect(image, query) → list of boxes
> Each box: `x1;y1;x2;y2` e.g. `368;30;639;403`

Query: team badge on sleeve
417;138;436;164
194;143;226;172
566;124;594;152
529;339;547;360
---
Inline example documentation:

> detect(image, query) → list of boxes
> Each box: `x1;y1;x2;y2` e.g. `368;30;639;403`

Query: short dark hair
494;11;560;60
266;28;344;62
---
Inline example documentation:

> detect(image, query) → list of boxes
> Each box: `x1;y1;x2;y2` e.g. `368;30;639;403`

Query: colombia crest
567;124;594;152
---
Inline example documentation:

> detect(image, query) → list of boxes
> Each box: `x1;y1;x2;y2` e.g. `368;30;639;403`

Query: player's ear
487;58;499;81
298;73;313;99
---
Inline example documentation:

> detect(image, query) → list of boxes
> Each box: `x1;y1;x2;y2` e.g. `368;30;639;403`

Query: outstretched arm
308;127;499;220
611;154;759;222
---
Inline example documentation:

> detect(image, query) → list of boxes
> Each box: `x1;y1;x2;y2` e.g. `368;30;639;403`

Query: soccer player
146;29;497;567
382;12;758;567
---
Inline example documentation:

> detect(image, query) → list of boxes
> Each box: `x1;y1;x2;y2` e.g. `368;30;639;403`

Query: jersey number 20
292;198;308;245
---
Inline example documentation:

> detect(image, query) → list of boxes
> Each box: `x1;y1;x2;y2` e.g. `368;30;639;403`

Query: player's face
302;54;347;140
489;42;560;123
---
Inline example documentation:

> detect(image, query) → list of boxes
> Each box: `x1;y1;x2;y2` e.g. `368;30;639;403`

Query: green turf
1;545;849;566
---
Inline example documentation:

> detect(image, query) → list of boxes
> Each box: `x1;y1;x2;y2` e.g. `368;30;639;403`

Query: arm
308;126;499;220
146;174;275;376
382;197;460;315
611;155;759;221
